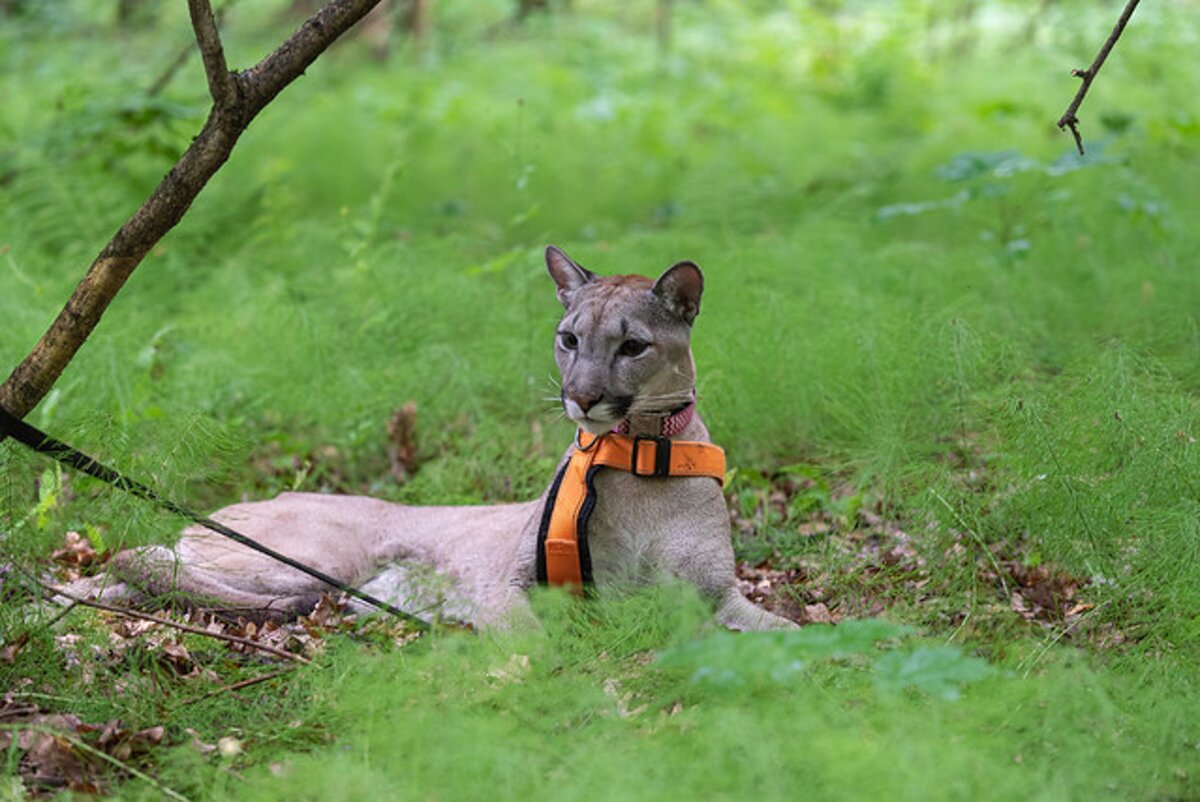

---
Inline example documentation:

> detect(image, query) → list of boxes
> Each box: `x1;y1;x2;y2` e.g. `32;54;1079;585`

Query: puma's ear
545;245;596;308
652;261;704;324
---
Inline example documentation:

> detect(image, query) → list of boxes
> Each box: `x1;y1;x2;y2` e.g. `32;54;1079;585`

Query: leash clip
630;434;672;478
575;429;600;452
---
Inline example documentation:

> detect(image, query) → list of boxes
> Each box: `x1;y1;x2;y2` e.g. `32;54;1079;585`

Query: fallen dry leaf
798;603;836;625
51;531;100;569
388;402;421;484
218;736;243;758
1;632;30;664
486;653;531;686
0;704;173;796
185;727;217;755
602;677;647;719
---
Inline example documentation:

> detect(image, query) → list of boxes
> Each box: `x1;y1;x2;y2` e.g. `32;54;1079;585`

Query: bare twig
188;668;294;703
42;599;81;629
0;0;383;425
187;0;236;107
0;704;41;721
1056;0;1141;155
147;41;195;97
149;1;237;97
40;581;313;665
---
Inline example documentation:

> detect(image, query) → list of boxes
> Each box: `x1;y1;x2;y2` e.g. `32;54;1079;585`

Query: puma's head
545;245;703;434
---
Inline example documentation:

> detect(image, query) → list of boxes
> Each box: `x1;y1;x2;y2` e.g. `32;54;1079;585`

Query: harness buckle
631;435;672;478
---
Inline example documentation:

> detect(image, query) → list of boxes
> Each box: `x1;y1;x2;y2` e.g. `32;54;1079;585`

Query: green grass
3;0;1200;798
128;592;1200;802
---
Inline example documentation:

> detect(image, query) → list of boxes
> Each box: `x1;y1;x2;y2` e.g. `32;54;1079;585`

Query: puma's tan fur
93;247;796;631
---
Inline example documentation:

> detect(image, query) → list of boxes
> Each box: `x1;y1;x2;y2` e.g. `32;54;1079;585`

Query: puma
90;247;796;631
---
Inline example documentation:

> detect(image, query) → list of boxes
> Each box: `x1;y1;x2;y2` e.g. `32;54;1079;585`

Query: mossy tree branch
0;0;383;428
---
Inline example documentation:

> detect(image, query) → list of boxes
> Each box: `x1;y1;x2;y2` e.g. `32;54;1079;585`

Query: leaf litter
727;458;1108;648
0;694;166;797
2;529;423;797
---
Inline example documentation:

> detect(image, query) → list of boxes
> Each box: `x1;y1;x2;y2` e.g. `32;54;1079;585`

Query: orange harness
536;431;727;590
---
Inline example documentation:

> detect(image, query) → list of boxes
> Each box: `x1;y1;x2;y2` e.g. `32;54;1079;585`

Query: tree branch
0;0;383;427
1056;0;1140;155
187;0;236;108
238;0;389;110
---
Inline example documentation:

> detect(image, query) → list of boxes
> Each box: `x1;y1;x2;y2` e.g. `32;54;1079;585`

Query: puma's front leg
658;501;799;631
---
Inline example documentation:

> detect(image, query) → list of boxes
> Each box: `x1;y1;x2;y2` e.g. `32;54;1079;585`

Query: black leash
0;405;430;631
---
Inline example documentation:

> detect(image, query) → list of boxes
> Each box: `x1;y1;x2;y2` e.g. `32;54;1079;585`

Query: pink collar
612;398;696;438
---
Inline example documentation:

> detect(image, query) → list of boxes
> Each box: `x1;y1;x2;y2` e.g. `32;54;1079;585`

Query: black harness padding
535;462;569;585
535;463;598;589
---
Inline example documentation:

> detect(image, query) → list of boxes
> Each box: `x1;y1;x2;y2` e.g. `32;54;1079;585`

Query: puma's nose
569;393;601;413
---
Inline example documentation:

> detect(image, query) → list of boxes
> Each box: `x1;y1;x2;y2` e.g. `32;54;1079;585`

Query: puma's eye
617;339;650;358
559;332;579;350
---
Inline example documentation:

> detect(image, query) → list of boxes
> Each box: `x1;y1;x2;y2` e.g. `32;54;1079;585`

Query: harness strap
536;432;726;591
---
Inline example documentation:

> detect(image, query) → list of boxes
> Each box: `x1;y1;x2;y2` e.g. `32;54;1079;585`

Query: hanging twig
1056;0;1141;155
39;581;313;665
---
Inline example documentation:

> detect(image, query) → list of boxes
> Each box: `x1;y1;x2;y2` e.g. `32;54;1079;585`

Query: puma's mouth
562;393;696;436
565;406;622;434
563;394;632;433
576;415;616;435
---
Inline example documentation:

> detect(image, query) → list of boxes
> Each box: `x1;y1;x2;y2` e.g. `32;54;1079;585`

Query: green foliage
657;619;911;686
3;0;1200;798
872;646;993;701
657;620;992;700
163;592;1197;801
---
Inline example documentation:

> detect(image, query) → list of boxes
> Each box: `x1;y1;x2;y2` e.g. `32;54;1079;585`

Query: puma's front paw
716;590;800;631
